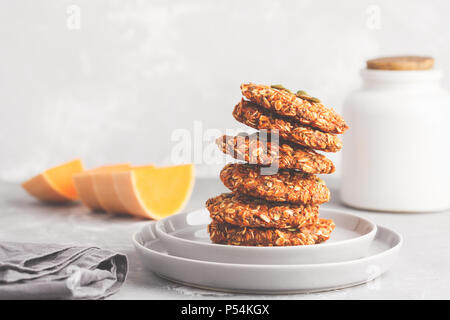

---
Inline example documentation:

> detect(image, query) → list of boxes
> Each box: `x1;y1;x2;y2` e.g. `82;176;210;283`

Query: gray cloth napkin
0;242;128;300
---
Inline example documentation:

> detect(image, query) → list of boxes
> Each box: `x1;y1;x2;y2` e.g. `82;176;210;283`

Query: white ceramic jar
341;68;450;212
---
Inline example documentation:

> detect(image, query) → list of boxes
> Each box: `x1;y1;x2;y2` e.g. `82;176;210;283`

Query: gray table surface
1;178;449;299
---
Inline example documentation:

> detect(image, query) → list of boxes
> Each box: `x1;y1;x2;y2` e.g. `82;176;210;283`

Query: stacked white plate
132;208;402;294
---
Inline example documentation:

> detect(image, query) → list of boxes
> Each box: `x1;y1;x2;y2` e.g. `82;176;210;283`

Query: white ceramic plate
133;221;402;294
155;208;377;264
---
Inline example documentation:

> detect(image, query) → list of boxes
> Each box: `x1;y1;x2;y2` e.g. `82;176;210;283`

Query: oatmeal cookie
208;218;335;246
220;163;330;205
216;133;335;174
233;99;342;152
206;192;319;229
240;83;348;134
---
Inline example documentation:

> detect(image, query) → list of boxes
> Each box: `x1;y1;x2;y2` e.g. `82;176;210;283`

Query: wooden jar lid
367;56;434;70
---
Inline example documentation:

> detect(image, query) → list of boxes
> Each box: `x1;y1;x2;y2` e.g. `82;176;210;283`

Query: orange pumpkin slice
22;159;84;203
91;164;134;213
73;164;131;211
113;164;195;219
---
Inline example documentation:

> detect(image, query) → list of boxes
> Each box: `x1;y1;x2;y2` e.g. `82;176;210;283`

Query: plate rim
154;207;378;251
133;222;403;269
154;272;375;295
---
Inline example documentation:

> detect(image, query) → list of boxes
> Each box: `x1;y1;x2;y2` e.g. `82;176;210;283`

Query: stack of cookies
206;83;348;246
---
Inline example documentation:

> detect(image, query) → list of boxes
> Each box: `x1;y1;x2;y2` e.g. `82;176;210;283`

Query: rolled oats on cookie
208;218;335;246
241;83;348;134
220;163;330;204
206;192;319;229
216;132;335;174
233;99;342;152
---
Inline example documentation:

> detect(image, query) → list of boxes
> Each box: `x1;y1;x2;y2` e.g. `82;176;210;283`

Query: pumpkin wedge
113;164;195;219
73;164;131;211
91;164;134;213
22;159;84;203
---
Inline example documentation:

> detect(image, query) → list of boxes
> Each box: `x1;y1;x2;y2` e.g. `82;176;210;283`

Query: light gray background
2;0;450;181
